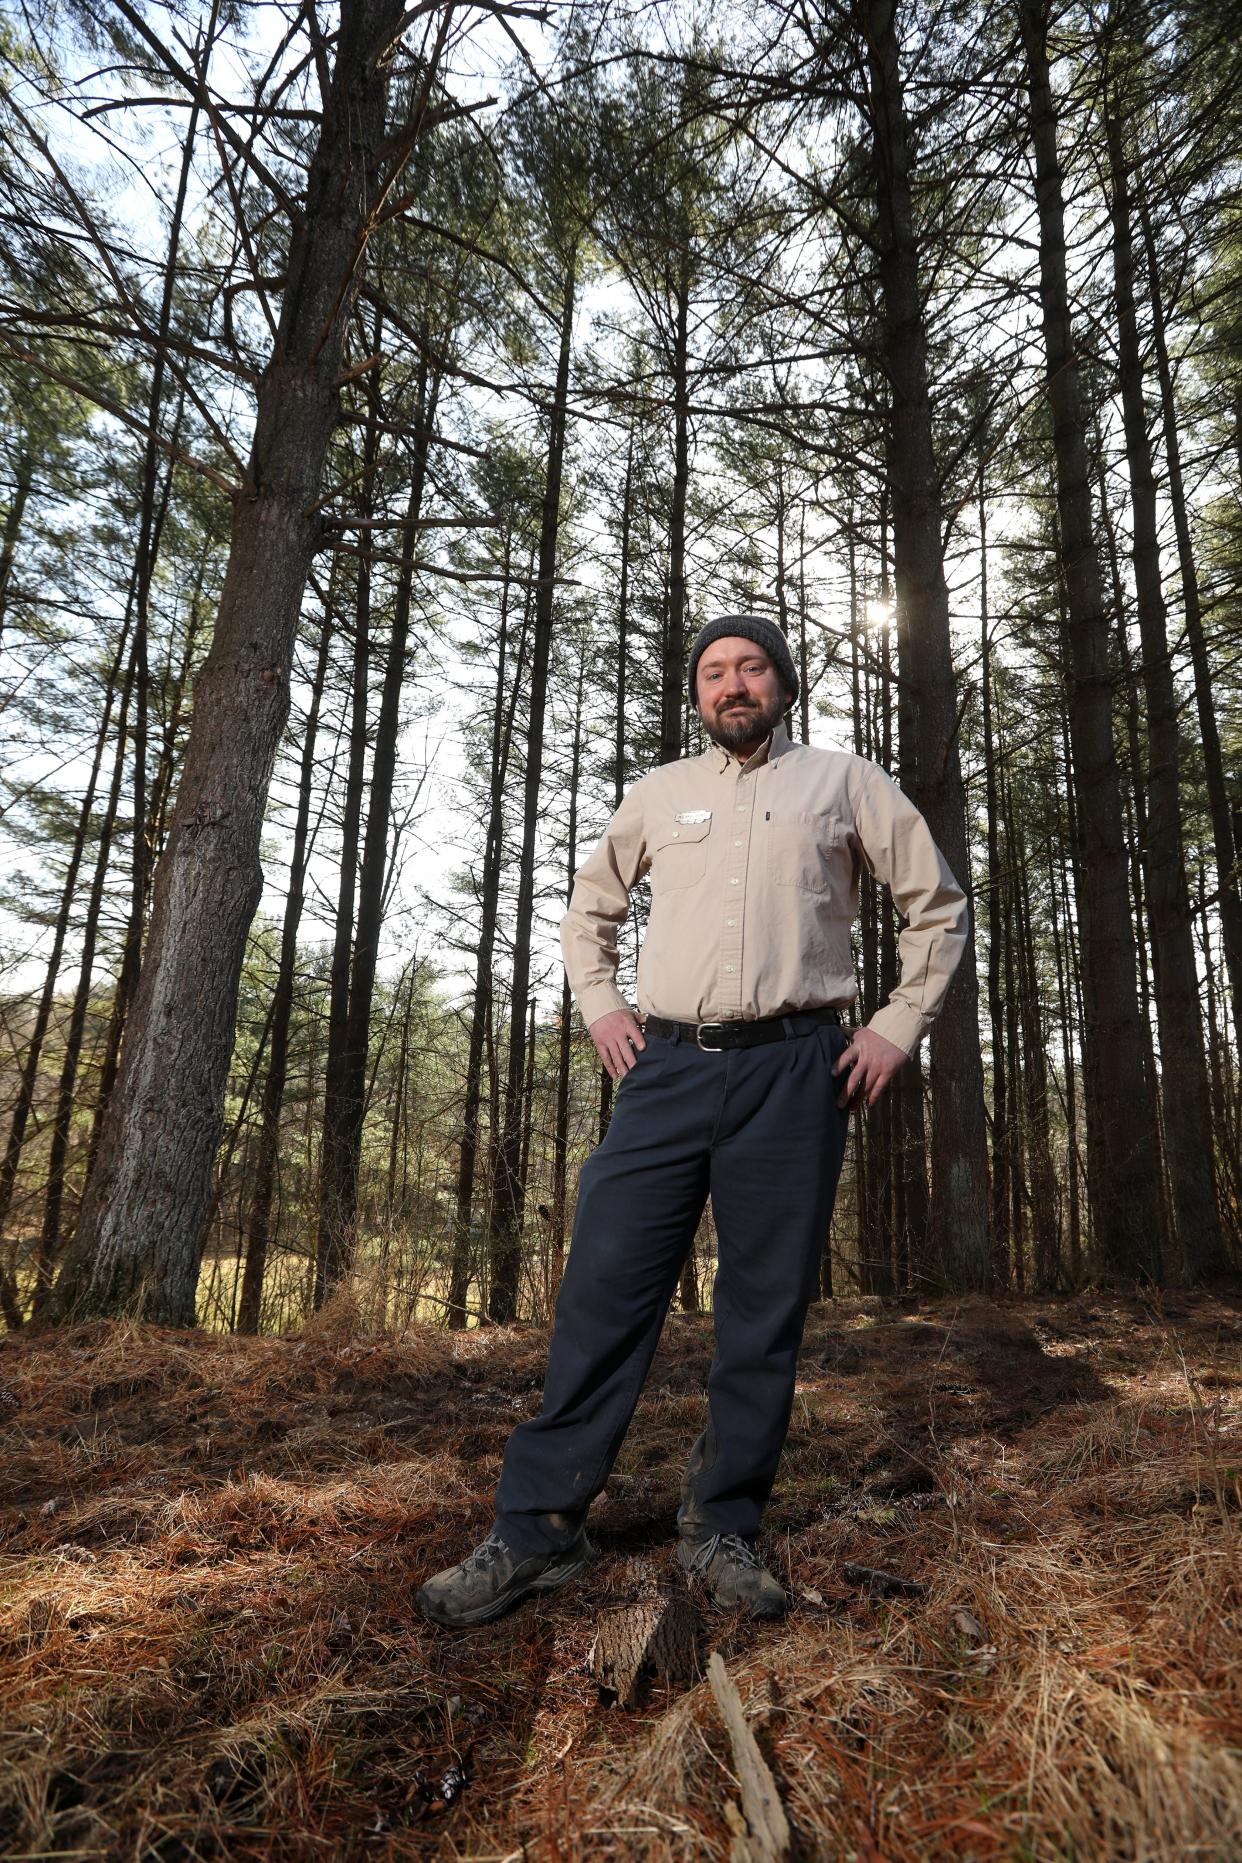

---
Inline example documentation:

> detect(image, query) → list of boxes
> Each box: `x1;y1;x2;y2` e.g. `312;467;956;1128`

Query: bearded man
419;615;967;1625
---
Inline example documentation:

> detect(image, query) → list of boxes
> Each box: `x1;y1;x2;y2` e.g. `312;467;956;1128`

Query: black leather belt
644;1007;843;1051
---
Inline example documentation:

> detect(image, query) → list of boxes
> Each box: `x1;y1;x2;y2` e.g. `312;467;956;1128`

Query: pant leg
678;1020;850;1542
493;1036;714;1555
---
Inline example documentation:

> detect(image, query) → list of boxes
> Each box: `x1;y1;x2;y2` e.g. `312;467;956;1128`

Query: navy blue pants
492;1014;851;1555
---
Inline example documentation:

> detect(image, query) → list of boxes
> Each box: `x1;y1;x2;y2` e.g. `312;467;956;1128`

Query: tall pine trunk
315;406;377;1305
0;617;134;1311
237;600;333;1333
448;540;528;1326
32;627;144;1313
1018;0;1161;1280
551;646;587;1298
980;475;1010;1285
661;244;692;770
1103;92;1227;1279
1135;183;1242;1054
52;1;408;1325
861;0;991;1290
489;251;577;1322
598;431;636;1139
317;356;438;1301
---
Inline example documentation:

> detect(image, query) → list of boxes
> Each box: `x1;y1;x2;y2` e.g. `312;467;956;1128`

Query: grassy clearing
1;1291;1240;1859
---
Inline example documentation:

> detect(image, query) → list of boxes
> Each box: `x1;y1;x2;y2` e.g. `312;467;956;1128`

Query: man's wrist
864;1002;930;1057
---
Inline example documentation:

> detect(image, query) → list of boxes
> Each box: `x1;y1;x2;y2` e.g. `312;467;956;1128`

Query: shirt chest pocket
766;810;849;895
649;815;711;892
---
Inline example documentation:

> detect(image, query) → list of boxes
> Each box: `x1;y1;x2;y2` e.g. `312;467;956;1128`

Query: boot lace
684;1531;763;1574
461;1533;507;1572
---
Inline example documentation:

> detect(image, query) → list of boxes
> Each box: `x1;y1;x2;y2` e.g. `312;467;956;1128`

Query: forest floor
1;1290;1241;1861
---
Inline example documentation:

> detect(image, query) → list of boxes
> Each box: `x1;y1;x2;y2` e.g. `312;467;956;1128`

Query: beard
702;689;788;753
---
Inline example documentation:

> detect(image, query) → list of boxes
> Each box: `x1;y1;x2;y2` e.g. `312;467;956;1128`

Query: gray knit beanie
687;613;799;708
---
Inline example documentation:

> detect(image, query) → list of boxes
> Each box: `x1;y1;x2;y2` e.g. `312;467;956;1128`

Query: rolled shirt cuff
865;1000;933;1057
575;980;632;1028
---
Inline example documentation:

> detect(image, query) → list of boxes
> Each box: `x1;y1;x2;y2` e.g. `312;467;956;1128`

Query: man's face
696;636;791;753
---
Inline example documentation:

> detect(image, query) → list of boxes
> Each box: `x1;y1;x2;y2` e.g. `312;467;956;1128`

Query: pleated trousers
492;1013;851;1555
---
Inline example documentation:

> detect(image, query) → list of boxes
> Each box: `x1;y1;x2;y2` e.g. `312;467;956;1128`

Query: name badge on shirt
674;809;712;824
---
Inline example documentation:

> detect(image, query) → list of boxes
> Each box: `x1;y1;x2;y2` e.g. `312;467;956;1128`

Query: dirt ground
1;1290;1240;1860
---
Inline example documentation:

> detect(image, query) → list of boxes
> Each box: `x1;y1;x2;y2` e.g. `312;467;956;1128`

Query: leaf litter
0;1291;1239;1858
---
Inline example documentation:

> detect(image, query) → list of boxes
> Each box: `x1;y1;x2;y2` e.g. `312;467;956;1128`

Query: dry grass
1;1291;1240;1859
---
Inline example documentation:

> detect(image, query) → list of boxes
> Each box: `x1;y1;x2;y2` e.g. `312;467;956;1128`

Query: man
418;615;968;1627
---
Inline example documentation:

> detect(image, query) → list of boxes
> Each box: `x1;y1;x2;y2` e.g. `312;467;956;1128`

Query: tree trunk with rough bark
1018;0;1161;1280
51;0;407;1325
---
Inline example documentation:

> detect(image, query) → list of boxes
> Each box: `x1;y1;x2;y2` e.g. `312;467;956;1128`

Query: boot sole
416;1547;589;1629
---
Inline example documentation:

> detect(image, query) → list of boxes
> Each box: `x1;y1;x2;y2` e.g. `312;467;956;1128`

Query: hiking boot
676;1532;787;1618
416;1530;591;1628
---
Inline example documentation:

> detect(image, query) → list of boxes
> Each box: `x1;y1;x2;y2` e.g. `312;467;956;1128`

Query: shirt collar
706;716;792;774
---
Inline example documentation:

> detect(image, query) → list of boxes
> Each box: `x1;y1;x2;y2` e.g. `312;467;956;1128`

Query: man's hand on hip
589;1008;647;1080
834;1027;908;1109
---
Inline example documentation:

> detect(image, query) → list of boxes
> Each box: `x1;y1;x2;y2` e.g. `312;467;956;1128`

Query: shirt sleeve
559;781;650;1027
850;763;969;1055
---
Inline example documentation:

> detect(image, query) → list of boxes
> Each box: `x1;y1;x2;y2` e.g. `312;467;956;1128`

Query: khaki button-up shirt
560;720;968;1055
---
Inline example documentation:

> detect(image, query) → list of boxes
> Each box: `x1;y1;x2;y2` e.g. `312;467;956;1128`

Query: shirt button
672;829;679;837
726;918;736;927
729;877;739;886
725;964;735;973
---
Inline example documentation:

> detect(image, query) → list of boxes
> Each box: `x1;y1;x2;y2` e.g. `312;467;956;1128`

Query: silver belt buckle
696;1022;725;1051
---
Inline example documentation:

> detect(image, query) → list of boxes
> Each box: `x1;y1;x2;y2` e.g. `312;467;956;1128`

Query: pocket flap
654;815;711;850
